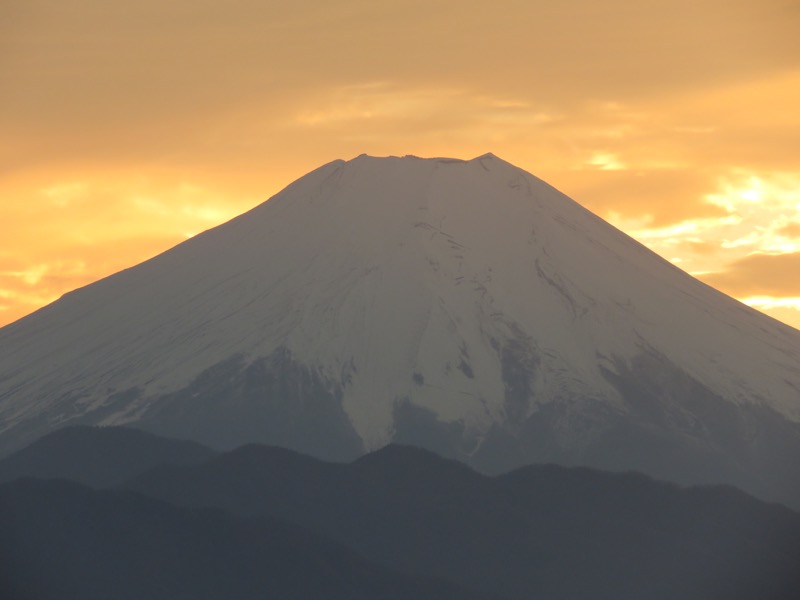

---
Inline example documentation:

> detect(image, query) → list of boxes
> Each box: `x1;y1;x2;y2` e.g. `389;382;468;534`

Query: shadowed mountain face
1;154;800;505
0;478;491;600
124;442;800;600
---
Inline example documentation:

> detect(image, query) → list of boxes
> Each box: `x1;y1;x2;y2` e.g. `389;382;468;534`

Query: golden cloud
700;253;800;297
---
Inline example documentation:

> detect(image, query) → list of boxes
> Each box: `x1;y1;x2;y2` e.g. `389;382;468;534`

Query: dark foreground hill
126;443;800;600
0;425;216;487
0;478;492;600
4;426;799;600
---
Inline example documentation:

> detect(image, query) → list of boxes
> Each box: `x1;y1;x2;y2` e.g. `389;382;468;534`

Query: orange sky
2;0;800;329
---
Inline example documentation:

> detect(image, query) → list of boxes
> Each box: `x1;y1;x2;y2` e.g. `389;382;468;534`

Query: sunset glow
2;0;799;329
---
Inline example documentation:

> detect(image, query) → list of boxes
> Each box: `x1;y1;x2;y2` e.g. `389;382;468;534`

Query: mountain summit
2;154;799;505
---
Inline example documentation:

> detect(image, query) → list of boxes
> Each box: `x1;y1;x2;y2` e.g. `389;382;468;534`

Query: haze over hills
1;154;799;505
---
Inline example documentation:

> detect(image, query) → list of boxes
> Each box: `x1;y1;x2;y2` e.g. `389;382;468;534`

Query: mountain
0;478;490;600
0;425;216;487
123;443;800;600
1;153;799;505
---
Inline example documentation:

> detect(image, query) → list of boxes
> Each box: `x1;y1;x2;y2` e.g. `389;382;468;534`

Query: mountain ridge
7;426;800;600
122;438;800;600
0;425;216;487
0;477;493;600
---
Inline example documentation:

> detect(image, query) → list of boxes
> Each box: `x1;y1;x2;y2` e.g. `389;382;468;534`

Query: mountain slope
123;443;800;600
1;154;799;504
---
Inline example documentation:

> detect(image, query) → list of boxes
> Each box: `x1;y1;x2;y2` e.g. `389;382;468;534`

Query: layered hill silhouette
0;425;215;487
0;478;490;600
3;426;799;600
1;154;799;506
123;441;800;600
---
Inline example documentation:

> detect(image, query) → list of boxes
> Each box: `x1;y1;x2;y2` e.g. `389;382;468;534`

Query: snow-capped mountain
2;154;800;505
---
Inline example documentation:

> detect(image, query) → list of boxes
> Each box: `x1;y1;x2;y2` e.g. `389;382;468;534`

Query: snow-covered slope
2;154;800;505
